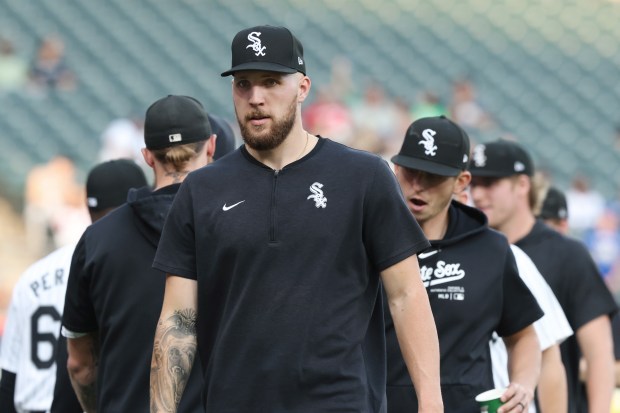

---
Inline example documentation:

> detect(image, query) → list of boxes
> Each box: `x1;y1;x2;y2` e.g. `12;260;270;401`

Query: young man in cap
150;25;442;412
387;115;543;413
469;139;618;413
0;159;147;413
61;95;217;412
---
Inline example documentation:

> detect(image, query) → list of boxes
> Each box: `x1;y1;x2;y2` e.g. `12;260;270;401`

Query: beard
237;96;297;151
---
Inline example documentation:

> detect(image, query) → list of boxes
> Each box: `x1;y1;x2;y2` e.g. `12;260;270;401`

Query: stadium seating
0;0;619;206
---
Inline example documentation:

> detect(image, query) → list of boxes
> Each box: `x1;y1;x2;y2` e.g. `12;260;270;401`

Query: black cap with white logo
221;25;306;77
539;186;568;220
144;95;212;150
468;139;534;177
391;115;470;177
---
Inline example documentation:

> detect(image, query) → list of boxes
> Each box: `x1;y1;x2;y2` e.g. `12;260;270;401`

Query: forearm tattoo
151;309;198;412
73;335;99;412
76;381;97;412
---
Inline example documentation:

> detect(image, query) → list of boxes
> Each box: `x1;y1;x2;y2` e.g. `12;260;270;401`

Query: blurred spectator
0;37;28;92
410;90;447;120
584;209;620;282
566;174;606;236
328;56;354;105
23;156;89;258
449;78;493;131
350;81;400;154
303;87;354;146
28;35;76;92
98;116;144;164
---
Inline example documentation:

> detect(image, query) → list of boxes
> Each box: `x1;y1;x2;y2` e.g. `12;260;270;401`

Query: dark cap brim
468;169;520;178
391;154;463;177
221;62;299;77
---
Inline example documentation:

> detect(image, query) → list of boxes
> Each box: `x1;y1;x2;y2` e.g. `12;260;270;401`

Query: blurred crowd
0;34;76;95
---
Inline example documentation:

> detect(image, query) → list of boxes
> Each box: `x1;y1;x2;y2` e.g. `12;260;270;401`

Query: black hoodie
62;184;204;413
385;201;542;413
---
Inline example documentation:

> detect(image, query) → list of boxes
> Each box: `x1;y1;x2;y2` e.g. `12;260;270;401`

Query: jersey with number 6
0;244;74;413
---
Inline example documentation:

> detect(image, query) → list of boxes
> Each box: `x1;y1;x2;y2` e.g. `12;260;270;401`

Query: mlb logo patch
169;133;182;143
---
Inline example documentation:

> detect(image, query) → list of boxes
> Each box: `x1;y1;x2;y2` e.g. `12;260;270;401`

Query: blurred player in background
0;159;147;413
470;139;618;413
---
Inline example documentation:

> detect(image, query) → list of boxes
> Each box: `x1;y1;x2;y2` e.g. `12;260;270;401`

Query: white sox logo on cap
473;144;487;167
246;32;266;56
419;129;438;156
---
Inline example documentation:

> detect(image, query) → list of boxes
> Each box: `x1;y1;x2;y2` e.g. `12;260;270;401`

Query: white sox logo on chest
246;31;266;56
307;182;327;208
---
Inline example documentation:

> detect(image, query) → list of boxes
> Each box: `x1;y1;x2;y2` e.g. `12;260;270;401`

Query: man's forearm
537;344;567;413
150;309;198;413
389;291;442;411
577;315;614;413
67;334;99;413
585;351;614;413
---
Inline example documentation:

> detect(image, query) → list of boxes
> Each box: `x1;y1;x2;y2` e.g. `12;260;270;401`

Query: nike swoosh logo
222;200;245;211
418;250;438;260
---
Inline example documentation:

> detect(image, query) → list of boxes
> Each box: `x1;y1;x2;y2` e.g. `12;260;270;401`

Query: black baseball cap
209;113;237;160
469;139;534;177
221;25;306;77
86;159;147;211
391;115;470;177
144;95;212;150
539;186;568;220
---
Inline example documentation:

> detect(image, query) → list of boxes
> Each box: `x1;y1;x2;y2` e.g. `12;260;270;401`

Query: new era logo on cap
391;116;470;177
221;25;306;76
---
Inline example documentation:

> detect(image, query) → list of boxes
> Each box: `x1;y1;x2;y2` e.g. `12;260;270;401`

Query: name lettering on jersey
30;268;64;298
307;182;327;208
420;260;465;287
246;31;266;56
419;129;438;156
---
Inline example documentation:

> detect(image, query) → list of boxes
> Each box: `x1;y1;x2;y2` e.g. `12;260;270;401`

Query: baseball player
0;159;147;413
150;25;442;412
470;139;618;413
61;95;218;412
386;115;543;413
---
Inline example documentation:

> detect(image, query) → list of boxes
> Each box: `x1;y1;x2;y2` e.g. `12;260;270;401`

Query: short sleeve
560;240;617;331
153;179;198;279
362;159;429;272
497;248;544;337
61;234;98;333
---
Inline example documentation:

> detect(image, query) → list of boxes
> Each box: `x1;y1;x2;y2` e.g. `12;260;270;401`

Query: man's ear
141;148;155;168
454;170;472;195
206;134;217;162
298;75;311;103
